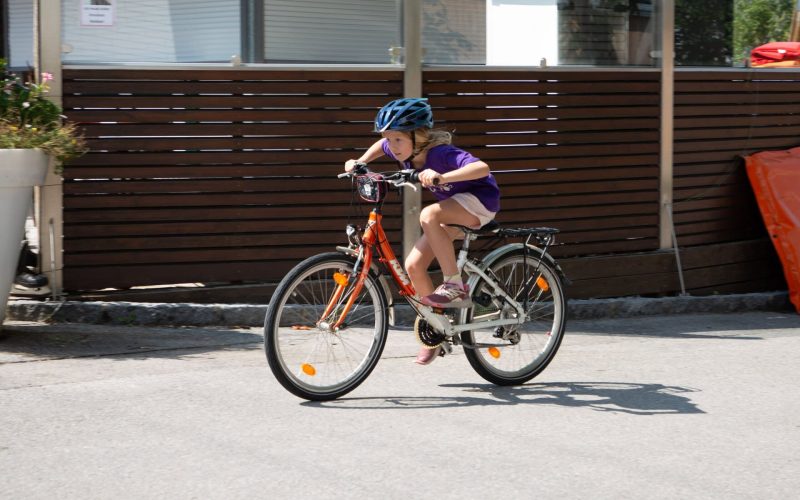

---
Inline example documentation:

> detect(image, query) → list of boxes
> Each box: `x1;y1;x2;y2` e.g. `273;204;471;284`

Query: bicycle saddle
447;220;501;236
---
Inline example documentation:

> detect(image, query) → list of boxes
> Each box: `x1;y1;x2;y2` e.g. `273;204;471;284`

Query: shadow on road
0;323;262;362
306;381;704;415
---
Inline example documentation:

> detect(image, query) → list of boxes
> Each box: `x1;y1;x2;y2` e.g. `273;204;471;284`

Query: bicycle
264;164;568;401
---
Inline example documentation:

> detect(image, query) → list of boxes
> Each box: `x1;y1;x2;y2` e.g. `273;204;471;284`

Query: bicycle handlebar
338;161;439;187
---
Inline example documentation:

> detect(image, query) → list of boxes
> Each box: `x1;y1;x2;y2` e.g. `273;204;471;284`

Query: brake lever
388;171;419;191
393;181;417;191
397;168;438;186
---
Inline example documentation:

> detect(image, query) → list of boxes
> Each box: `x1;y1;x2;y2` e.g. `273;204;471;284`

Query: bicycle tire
461;248;567;386
264;252;389;401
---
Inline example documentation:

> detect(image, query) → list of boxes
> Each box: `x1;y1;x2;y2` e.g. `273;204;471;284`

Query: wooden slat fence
667;69;800;294
673;69;800;246
60;67;793;300
62;69;403;290
423;69;662;258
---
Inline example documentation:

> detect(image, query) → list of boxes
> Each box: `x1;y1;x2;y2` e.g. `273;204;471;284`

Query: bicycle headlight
356;173;386;203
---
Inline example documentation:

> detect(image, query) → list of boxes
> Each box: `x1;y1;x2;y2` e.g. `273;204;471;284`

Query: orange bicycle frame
324;210;416;329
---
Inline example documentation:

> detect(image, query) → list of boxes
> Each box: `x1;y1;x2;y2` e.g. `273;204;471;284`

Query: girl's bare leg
418;199;479;278
405;239;440;364
409;199;479;365
405;234;436;297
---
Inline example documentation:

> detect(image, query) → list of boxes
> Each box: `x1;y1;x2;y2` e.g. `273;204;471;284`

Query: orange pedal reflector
488;347;501;359
291;325;312;331
301;363;316;376
536;276;550;291
333;272;349;286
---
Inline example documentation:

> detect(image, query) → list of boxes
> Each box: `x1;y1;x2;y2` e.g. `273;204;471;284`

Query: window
59;0;401;65
558;0;656;66
675;0;733;66
422;0;658;67
16;0;784;68
263;0;401;64
424;0;486;64
7;0;34;68
62;0;239;63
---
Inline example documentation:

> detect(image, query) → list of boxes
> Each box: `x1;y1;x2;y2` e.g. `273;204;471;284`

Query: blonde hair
412;128;452;155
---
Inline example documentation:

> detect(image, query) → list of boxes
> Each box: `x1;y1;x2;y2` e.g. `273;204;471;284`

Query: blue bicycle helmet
374;98;433;132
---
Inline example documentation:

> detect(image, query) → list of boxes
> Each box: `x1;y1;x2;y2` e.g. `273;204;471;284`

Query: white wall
486;0;558;66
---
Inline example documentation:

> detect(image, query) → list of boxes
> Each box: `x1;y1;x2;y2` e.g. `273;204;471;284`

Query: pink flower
41;72;53;82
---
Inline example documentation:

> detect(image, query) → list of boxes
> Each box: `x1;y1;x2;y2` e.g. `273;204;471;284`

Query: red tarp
745;146;800;313
750;42;800;67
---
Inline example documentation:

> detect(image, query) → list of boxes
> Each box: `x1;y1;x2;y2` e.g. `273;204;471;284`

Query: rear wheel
462;249;566;385
264;252;389;401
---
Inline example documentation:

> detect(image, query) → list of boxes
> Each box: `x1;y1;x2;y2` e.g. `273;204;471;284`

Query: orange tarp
745;146;800;313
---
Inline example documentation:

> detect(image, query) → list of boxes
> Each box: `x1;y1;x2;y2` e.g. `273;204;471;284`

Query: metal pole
36;0;64;297
659;0;675;250
402;0;422;260
241;0;264;63
668;204;687;295
790;0;800;42
32;0;39;76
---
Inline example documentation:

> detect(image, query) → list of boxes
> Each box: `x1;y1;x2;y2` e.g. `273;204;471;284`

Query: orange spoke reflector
333;272;349;286
301;363;316;376
291;325;312;331
536;276;550;291
488;347;501;359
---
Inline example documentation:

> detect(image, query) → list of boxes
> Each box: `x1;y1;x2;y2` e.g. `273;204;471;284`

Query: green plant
734;0;794;64
1;58;86;173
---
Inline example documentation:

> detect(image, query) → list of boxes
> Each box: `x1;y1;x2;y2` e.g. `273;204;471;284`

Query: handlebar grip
408;170;440;185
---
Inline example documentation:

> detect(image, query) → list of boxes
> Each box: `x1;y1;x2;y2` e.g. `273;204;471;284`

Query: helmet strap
406;132;418;162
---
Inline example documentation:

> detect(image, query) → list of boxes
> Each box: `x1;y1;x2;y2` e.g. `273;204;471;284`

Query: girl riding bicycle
345;98;501;365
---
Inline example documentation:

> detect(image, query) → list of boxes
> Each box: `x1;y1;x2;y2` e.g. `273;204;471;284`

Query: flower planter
0;149;49;328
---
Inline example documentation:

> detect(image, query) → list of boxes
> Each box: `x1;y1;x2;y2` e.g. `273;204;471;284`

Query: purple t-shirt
382;141;501;213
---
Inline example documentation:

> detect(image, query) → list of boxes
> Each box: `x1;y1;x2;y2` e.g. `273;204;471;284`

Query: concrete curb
5;291;792;327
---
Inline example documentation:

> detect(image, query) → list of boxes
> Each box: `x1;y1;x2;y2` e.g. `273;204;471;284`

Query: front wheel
264;252;389;401
462;249;567;386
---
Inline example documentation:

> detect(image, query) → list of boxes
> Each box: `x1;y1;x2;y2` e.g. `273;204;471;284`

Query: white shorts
450;192;497;228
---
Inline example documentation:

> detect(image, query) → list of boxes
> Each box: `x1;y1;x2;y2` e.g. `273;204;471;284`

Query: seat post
456;231;477;271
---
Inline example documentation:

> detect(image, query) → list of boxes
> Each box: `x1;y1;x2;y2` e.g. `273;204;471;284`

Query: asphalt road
1;311;799;499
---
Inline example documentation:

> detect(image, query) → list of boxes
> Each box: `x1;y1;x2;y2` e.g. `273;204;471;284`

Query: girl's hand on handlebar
344;160;369;174
344;159;358;173
417;169;442;187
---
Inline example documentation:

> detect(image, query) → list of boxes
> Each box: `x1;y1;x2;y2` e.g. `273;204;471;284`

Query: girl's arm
345;138;386;172
418;160;490;187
